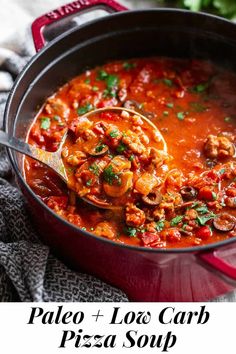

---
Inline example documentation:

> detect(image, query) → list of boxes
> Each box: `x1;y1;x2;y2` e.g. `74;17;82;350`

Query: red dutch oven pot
4;0;236;301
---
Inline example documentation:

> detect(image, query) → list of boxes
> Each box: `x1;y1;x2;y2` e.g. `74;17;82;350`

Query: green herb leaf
177;112;185;120
123;62;136;71
97;70;108;80
197;213;216;226
218;168;225;175
155;220;165;231
84;78;90;84
86;179;93;187
163;78;173;87
124;226;137;237
92;86;99;91
212;191;217;200
171;215;183;226
103;165;120;185
129;154;135;161
195;206;209;214
166;102;174;108
163;111;169;116
89;163;99;176
116;142;127;153
77;103;93;115
192;82;209;93
106;75;119;90
109;129;119;138
95;144;107;153
40;117;51;130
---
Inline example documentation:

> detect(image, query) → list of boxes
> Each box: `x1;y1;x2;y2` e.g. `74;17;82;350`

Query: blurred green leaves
182;0;236;18
153;0;236;19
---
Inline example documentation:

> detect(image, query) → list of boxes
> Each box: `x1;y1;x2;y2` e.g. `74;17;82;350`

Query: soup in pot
24;57;236;249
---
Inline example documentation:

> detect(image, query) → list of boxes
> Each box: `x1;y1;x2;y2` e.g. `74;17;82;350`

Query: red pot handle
199;250;236;280
31;0;127;52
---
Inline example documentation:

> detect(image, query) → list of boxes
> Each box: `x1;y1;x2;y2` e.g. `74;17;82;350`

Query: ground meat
225;197;236;208
125;203;146;227
204;134;235;159
94;221;116;239
122;130;146;155
153;208;165;221
184;208;198;221
145;222;158;233
45;97;70;119
74;117;93;135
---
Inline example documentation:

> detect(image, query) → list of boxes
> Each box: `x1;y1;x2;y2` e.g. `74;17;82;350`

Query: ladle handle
0;130;34;158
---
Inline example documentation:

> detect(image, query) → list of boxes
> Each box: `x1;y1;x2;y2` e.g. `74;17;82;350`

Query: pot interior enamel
5;9;236;301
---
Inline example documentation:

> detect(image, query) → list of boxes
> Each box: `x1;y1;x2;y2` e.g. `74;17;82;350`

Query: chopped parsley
97;70;108;80
195;206;209;214
163;78;173;87
77;103;93;115
97;69;119;97
89;163;99;176
40;117;51;130
95;144;107;153
53;115;60;121
166;102;174;108
106;74;119;90
123;62;136;71
212;192;217;200
84;78;90;84
116;142;127;153
103;88;116;98
103;165;120;185
92;86;99;91
192;82;209;93
171;215;184;226
218;168;225;175
163;111;169;116
124;226;137;237
109;129;119;138
129;154;135;161
197;213;216;226
86;179;93;187
177;112;185;120
155;220;165;232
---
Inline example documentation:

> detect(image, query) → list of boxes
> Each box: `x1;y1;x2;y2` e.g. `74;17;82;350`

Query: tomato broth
25;57;236;248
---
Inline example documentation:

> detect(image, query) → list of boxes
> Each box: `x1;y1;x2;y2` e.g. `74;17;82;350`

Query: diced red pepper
163;229;182;243
198;186;215;201
195;226;212;240
226;188;236;197
141;232;160;246
207;170;219;182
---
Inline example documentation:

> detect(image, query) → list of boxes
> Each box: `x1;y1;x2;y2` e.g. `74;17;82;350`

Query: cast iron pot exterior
4;3;236;301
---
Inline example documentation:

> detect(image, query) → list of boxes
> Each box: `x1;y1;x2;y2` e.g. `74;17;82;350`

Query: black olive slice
89;144;109;157
142;189;162;206
180;186;198;200
123;100;155;120
213;212;236;232
123;100;141;111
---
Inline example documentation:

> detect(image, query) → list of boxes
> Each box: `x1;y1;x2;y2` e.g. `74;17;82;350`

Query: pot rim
4;8;236;254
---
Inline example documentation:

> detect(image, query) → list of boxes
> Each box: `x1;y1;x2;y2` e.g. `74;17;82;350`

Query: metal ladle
0;107;167;208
